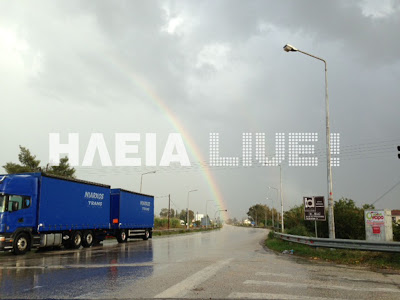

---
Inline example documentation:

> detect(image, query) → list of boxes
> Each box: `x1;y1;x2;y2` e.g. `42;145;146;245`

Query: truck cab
0;174;38;254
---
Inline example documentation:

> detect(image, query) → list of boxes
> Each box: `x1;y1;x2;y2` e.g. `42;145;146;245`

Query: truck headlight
0;236;5;242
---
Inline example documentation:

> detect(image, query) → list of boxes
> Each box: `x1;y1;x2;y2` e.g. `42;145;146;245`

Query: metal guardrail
274;232;400;253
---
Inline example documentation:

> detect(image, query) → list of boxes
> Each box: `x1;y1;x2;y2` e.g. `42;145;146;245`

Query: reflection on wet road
0;239;154;298
1;226;400;299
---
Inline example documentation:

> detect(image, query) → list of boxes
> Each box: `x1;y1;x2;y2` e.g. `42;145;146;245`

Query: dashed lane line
154;258;233;298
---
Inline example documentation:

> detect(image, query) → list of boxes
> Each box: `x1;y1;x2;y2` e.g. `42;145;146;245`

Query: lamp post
266;197;274;228
186;189;198;229
214;205;220;227
270;165;284;232
140;171;156;193
283;43;335;239
264;199;268;228
268;186;278;230
206;200;213;229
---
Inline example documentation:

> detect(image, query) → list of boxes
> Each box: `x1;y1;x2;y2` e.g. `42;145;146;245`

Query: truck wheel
143;229;150;240
116;229;127;243
71;231;82;249
82;230;94;248
13;233;31;255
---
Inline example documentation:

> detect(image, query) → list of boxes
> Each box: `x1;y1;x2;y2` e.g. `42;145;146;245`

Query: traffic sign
304;196;325;221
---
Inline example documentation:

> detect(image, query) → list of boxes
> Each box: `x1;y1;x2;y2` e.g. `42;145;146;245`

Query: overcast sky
1;0;399;220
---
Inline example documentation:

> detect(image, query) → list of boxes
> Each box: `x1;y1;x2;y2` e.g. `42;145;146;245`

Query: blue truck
0;173;154;254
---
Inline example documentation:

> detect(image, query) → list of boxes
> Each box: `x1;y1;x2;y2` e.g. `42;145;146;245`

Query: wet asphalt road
1;226;400;299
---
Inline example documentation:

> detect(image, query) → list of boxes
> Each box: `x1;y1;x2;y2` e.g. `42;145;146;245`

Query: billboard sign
304;196;325;221
364;210;393;242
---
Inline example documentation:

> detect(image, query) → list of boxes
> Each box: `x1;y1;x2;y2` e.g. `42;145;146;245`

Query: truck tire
82;230;94;248
116;229;127;243
13;233;31;255
143;229;150;240
71;231;82;249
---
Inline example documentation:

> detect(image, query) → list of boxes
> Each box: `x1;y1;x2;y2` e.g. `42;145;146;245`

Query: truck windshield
0;195;5;213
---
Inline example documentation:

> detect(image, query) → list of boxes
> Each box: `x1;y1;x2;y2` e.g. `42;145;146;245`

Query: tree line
245;204;280;228
246;198;399;240
282;198;374;239
159;208;194;223
3;146;75;178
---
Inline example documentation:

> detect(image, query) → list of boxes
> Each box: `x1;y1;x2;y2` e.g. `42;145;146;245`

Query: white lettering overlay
210;132;340;167
49;133;190;167
48;132;340;168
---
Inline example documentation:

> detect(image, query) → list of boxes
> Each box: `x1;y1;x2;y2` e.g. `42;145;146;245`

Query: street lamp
279;165;284;232
266;197;274;228
213;205;220;226
140;171;156;193
205;200;213;229
283;43;335;239
264;198;269;228
186;189;198;229
268;165;284;232
268;186;279;230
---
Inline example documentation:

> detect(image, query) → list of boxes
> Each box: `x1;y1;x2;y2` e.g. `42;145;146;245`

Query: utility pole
264;206;267;228
272;207;274;229
168;194;171;230
206;200;213;229
280;165;284;232
283;43;335;239
266;197;274;229
186;189;198;230
268;187;279;230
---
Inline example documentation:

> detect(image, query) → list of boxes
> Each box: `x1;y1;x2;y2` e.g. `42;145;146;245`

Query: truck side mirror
11;201;19;212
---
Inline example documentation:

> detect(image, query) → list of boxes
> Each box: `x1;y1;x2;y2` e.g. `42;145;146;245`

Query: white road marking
244;280;400;293
255;271;292;277
228;292;348;300
154;258;233;298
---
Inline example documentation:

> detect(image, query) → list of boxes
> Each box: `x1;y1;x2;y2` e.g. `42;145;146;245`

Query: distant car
180;220;185;226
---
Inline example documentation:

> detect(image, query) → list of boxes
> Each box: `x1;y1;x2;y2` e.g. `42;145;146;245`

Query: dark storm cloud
177;0;400;65
0;0;399;217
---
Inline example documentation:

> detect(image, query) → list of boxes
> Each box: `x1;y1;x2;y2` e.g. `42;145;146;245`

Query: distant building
201;215;212;226
243;219;251;225
194;213;204;222
392;210;400;223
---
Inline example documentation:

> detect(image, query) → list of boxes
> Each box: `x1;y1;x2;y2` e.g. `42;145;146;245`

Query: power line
371;179;400;206
73;137;400;175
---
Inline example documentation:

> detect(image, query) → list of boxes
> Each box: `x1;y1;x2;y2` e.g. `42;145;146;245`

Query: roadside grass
266;232;400;270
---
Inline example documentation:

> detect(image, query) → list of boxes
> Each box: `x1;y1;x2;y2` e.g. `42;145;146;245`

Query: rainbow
111;59;229;221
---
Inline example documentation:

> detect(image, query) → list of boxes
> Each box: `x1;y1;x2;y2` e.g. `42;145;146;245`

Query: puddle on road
0;240;156;298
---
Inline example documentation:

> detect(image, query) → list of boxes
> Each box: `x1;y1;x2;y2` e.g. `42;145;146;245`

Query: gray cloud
0;0;399;219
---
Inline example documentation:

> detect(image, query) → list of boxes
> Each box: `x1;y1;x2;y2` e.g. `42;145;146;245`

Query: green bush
286;225;313;237
267;230;275;240
171;218;181;228
393;223;400;241
282;198;373;239
154;217;182;229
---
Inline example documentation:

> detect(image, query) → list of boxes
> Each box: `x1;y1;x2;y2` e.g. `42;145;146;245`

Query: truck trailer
0;173;154;254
